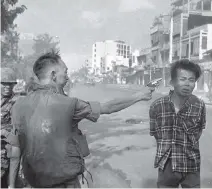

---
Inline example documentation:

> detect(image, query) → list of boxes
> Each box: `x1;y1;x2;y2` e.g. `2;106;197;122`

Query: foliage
32;33;59;55
20;33;60;81
70;66;89;81
1;0;27;33
1;0;26;67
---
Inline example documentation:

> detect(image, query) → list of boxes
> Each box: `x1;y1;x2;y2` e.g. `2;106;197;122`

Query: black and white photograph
1;0;212;188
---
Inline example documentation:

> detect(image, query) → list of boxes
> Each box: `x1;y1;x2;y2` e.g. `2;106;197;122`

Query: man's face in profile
55;60;69;88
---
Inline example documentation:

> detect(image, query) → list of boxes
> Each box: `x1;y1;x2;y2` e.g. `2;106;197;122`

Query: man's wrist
134;93;144;102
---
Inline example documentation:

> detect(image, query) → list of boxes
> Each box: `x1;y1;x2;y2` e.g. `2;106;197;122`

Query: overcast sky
16;0;171;70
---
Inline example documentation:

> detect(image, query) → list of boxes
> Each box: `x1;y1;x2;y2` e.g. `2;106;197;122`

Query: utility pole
169;11;173;64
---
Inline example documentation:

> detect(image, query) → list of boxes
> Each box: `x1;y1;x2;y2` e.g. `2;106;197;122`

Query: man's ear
51;70;57;82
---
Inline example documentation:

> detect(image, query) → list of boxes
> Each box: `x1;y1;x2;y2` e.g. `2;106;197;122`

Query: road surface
69;84;212;188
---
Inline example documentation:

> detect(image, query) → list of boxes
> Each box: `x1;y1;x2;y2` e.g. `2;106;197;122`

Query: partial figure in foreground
9;50;155;188
149;59;206;188
0;68;26;188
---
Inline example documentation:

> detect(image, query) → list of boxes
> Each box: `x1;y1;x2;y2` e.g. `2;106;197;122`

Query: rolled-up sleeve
73;99;101;123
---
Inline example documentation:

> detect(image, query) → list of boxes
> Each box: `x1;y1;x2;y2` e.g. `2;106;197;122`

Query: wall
207;24;212;50
105;41;117;56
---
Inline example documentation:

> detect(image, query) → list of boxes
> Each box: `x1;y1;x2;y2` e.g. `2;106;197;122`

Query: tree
32;33;59;55
1;0;26;67
1;0;26;33
20;33;60;81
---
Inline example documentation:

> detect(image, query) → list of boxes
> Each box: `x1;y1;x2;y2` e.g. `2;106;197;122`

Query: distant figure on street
149;59;206;188
9;50;155;188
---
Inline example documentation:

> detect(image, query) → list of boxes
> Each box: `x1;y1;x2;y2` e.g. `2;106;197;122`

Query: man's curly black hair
170;59;202;81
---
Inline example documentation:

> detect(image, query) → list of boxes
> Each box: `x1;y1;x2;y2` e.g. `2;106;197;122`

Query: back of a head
33;50;61;80
170;59;202;81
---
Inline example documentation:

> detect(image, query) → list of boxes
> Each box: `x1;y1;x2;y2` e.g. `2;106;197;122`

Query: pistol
146;78;162;88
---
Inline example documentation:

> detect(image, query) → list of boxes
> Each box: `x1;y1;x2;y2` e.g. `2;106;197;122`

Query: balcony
150;25;162;34
171;0;188;7
161;43;170;51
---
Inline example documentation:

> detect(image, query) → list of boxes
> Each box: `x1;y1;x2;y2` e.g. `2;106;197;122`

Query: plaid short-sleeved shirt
149;90;206;173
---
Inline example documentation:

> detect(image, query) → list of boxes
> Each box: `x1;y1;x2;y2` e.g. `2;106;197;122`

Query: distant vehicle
84;79;95;86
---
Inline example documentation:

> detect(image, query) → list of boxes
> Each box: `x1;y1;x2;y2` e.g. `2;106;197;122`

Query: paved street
69;84;212;188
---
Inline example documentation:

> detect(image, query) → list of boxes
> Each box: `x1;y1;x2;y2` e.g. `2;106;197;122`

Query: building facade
171;0;212;62
150;14;171;68
92;40;132;75
170;0;212;91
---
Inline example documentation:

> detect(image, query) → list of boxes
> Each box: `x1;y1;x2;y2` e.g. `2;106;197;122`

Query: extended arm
100;91;151;114
72;88;153;123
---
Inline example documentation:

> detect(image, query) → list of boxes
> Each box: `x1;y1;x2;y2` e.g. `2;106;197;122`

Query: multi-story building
170;0;212;62
170;0;212;90
150;14;171;68
92;40;131;75
137;47;152;66
131;49;140;67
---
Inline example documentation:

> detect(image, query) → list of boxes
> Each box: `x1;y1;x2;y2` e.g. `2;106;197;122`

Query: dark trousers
157;158;200;188
1;170;8;188
51;177;81;188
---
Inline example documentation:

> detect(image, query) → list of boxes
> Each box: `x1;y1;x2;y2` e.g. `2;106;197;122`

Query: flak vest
14;86;84;187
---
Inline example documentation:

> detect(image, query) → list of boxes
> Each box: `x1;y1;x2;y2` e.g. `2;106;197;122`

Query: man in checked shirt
149;59;206;188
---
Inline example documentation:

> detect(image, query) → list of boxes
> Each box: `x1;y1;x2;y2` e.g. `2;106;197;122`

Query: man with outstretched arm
9;50;155;188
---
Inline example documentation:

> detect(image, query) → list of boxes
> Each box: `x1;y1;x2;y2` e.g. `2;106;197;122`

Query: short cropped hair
170;59;202;81
33;49;61;79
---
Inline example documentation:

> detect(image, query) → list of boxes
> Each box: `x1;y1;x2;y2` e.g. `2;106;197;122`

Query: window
190;41;194;55
182;43;187;57
94;59;96;62
186;44;189;57
132;56;135;63
193;38;200;55
202;36;207;49
94;54;96;57
203;0;211;10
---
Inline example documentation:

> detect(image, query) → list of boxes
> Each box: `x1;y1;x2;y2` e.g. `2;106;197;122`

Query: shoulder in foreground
190;94;205;106
12;94;26;108
150;94;169;108
11;94;26;103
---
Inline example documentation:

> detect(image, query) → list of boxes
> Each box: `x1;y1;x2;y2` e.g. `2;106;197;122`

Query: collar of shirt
30;83;59;94
167;90;194;111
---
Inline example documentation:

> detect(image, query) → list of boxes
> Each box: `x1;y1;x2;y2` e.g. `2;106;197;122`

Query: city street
69;84;212;188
